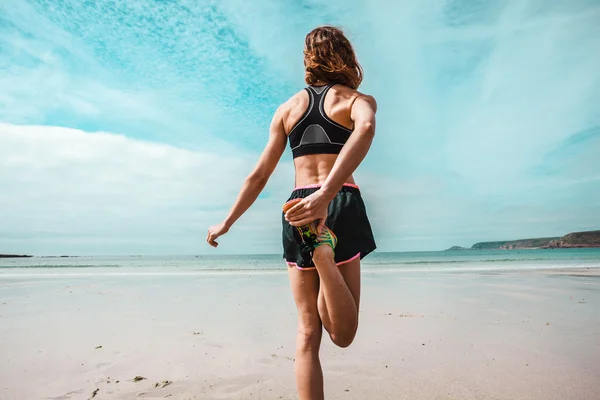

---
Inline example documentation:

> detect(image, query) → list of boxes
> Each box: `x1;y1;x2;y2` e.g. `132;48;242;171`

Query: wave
0;264;122;269
0;258;597;269
369;257;569;265
1;265;599;279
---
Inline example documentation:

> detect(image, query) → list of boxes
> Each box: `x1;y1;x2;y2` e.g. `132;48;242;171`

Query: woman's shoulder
354;91;377;112
335;86;377;113
276;89;311;134
279;89;310;115
332;85;376;104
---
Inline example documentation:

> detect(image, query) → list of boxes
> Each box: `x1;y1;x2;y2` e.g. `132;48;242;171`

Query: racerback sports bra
288;84;353;158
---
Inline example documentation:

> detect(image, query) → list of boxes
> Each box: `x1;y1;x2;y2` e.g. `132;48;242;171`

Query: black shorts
282;183;377;270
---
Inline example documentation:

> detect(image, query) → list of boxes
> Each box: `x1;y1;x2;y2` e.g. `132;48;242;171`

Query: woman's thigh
338;257;361;310
288;258;361;316
288;266;321;322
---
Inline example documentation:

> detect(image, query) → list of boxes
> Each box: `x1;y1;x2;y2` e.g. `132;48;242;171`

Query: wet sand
1;267;599;399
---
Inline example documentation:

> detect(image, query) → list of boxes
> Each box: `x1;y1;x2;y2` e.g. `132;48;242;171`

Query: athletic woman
207;25;377;400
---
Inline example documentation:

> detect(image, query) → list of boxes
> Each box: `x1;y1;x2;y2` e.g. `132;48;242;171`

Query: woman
207;26;377;400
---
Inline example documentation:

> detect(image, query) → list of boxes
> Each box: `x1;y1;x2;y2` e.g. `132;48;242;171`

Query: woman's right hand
206;222;229;248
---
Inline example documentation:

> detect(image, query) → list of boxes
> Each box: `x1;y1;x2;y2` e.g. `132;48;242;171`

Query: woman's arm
207;106;287;247
320;95;377;200
284;96;376;228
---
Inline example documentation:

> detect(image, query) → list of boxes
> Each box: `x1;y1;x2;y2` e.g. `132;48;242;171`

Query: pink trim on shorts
294;182;360;190
286;252;360;271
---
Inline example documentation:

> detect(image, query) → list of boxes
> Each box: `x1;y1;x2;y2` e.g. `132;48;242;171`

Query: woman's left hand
284;191;329;231
207;222;229;248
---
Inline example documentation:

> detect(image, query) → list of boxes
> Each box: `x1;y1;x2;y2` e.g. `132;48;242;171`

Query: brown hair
304;26;363;89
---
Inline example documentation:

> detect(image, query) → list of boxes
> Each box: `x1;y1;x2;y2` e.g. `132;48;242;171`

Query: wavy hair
304;26;363;89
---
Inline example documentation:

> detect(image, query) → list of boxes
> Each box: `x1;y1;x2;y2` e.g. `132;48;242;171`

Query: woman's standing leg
288;266;324;400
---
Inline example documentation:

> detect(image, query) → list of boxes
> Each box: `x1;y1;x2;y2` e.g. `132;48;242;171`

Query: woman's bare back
281;84;371;187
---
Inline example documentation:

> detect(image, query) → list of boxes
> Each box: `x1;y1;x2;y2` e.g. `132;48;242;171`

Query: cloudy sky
1;0;599;255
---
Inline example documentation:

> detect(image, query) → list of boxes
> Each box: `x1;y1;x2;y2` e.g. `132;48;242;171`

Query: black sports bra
287;84;353;158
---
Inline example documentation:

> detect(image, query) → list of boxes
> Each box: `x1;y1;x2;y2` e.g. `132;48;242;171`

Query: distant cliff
471;237;559;250
447;230;600;250
546;230;600;248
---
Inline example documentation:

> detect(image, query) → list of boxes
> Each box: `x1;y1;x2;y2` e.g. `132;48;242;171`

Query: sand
1;267;599;399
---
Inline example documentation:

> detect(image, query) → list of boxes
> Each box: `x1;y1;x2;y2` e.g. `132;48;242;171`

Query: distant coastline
446;230;600;251
0;254;74;258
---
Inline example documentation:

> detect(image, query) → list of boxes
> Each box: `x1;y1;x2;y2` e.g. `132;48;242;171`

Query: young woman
207;25;377;400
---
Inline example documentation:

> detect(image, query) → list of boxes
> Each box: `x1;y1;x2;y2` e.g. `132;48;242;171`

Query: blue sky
1;0;599;255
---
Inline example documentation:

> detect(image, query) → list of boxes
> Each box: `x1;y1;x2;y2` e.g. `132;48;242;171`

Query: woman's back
282;84;369;187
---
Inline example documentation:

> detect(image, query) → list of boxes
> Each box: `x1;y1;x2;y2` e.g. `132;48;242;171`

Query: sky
1;0;599;255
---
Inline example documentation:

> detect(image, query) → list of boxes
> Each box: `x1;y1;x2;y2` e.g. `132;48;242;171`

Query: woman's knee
296;318;322;353
328;318;358;348
329;329;357;348
312;245;334;265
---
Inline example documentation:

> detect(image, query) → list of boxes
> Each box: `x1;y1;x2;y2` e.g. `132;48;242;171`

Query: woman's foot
315;226;337;250
283;199;337;250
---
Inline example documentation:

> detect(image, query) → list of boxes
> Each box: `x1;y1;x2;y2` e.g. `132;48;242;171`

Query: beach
1;254;600;399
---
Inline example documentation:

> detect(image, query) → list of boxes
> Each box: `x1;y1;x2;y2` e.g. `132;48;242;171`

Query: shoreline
4;246;600;259
1;265;599;278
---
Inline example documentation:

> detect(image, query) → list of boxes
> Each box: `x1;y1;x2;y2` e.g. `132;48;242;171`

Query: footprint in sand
384;312;424;318
208;375;264;396
46;388;85;400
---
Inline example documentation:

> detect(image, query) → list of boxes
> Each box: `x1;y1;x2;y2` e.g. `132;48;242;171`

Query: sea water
1;249;599;277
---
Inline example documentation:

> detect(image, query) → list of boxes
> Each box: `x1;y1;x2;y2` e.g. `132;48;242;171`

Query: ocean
2;248;600;276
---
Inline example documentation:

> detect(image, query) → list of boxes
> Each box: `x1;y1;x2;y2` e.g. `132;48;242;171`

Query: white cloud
0;123;294;255
1;123;598;255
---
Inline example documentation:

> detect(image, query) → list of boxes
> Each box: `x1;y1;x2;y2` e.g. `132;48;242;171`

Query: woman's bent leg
288;266;324;400
317;255;361;346
312;245;359;348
